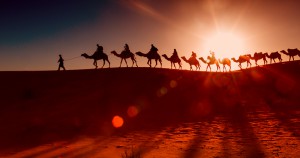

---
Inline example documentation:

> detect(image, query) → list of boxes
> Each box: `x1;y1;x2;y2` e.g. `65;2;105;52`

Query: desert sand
0;61;300;158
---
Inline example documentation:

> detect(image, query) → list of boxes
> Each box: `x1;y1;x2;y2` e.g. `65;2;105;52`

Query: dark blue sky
0;0;110;45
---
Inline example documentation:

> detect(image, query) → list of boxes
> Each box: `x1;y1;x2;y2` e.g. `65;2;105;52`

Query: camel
81;53;110;69
181;56;200;70
264;52;282;63
280;49;300;61
111;50;138;67
199;56;220;72
231;55;251;69
249;52;267;66
218;58;231;72
162;54;182;69
135;51;162;68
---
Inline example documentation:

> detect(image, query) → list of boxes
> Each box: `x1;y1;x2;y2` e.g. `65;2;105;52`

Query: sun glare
204;32;245;59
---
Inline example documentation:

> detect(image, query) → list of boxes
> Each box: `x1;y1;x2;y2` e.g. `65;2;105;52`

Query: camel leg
124;59;128;67
131;58;135;67
101;59;105;68
135;59;138;67
93;60;98;69
154;60;158;68
107;59;111;68
120;59;123;67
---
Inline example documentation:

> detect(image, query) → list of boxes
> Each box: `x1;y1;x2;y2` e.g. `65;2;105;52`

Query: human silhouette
191;51;197;58
58;54;66;71
150;44;158;52
173;49;178;56
210;51;216;61
124;44;130;53
93;44;103;57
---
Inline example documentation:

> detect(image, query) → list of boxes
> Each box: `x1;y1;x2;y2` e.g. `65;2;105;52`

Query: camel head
231;57;237;62
81;53;89;58
181;56;187;61
111;50;117;54
280;50;287;54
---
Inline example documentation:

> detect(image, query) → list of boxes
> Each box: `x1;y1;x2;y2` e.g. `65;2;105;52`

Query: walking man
58;54;66;71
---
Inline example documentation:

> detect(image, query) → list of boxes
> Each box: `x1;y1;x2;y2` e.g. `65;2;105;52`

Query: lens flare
157;87;168;97
170;80;178;88
112;115;124;128
127;105;139;117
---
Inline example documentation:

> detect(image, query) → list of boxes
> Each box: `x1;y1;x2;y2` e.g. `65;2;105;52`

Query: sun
203;32;245;59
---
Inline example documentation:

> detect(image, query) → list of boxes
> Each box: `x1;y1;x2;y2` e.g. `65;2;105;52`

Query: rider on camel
123;43;131;55
149;44;158;56
172;49;179;60
210;51;216;61
191;51;197;59
93;44;103;58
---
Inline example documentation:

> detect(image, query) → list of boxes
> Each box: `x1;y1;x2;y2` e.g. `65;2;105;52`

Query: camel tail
136;51;147;57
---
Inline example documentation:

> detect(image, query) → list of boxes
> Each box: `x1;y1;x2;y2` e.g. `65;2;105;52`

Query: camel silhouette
162;49;182;69
162;54;182;69
135;51;162;68
111;50;138;67
218;58;231;72
181;56;200;71
280;49;300;61
249;52;267;66
199;56;220;72
264;52;282;63
231;55;251;69
81;53;110;69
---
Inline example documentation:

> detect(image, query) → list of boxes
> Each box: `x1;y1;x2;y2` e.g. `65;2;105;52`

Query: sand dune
0;61;300;157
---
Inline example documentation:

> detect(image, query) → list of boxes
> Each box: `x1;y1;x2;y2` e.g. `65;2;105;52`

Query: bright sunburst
204;32;245;59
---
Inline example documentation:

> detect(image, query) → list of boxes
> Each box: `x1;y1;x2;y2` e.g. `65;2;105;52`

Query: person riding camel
93;44;103;58
191;51;197;59
150;44;158;52
172;49;179;60
149;44;158;56
210;51;216;61
123;43;131;55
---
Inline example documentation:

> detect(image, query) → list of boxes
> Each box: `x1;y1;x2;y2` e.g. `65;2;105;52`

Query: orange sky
0;0;300;71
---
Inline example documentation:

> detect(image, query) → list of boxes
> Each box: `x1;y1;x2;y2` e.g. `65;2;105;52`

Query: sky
1;0;300;71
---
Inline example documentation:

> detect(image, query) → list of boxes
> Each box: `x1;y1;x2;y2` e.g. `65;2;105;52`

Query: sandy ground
0;62;300;157
2;108;300;158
